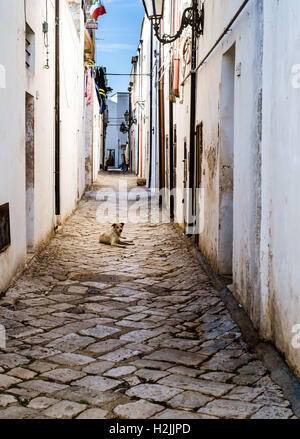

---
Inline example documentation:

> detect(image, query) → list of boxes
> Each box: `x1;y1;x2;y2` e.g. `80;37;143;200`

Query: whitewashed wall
106;93;129;168
260;0;300;379
60;0;85;219
0;1;27;292
92;102;102;182
137;0;300;380
25;0;56;249
0;0;87;293
174;0;263;319
84;73;101;187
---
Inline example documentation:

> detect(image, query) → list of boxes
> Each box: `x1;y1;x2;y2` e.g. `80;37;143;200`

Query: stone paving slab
144;349;207;367
0;173;296;419
77;408;108;419
168;391;213;409
43;400;87;419
72;376;122;391
197;399;261;419
126;384;183;402
158;374;235;397
114;400;164;419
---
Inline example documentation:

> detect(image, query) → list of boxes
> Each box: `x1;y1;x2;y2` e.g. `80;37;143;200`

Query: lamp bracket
152;4;204;44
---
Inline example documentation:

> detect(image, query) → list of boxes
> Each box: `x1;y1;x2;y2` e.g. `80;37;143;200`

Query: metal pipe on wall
187;0;198;233
148;22;153;188
55;0;60;216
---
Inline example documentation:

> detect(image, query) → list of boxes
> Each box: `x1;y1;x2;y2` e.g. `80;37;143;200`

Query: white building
0;0;100;293
105;92;129;169
133;0;300;379
129;18;158;189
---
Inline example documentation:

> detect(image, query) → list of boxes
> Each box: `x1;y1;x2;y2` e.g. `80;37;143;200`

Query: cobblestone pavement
0;173;297;419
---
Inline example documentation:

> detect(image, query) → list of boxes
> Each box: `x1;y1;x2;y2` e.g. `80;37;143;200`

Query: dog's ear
121;223;125;227
112;223;116;228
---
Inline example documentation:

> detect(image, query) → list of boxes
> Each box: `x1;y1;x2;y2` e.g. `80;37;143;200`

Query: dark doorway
218;44;235;275
25;93;35;253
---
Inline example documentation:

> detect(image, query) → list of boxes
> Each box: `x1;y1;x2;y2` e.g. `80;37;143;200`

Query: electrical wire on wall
43;0;50;69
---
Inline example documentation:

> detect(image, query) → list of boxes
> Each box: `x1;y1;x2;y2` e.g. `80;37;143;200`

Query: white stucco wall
92;99;102;181
0;1;27;291
174;0;263;322
137;0;300;380
25;0;56;250
106;93;129;168
0;0;87;292
84;71;101;188
260;0;300;379
60;0;85;219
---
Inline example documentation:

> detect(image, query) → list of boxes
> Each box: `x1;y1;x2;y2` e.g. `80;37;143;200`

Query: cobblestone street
0;173;296;419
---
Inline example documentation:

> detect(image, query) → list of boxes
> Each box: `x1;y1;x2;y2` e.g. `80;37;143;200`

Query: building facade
131;0;300;379
105;92;129;169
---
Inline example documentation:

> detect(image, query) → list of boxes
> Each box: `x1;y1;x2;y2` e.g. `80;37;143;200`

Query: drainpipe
169;1;174;219
55;0;60;216
137;47;141;177
169;98;174;219
158;41;163;205
188;0;198;234
148;22;153;189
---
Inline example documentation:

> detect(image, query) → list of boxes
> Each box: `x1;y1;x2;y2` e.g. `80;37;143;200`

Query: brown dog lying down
99;223;134;248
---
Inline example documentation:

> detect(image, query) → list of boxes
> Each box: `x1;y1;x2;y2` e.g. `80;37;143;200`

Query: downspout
137;47;141;177
188;0;197;234
158;43;162;199
169;97;174;219
55;0;60;216
140;41;144;178
148;22;153;188
169;0;175;220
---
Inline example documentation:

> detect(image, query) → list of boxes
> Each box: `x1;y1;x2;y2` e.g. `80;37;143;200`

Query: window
25;23;35;74
0;203;11;254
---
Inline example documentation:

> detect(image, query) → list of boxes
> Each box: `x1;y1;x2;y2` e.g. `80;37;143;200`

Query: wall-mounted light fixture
142;0;204;44
124;110;130;124
120;122;128;133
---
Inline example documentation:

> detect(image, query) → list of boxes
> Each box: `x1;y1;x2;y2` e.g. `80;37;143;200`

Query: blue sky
95;0;145;93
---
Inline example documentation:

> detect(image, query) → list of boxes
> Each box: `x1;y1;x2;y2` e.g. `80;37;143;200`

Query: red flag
90;1;106;21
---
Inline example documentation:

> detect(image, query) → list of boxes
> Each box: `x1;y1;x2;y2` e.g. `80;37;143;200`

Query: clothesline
85;67;151;77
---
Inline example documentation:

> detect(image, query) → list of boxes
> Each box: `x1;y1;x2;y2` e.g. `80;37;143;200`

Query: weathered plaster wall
0;0;86;292
92;98;102;182
174;0;263;327
260;0;300;379
0;1;26;291
129;16;153;183
25;0;56;250
106;93;129;169
60;0;85;219
84;72;101;188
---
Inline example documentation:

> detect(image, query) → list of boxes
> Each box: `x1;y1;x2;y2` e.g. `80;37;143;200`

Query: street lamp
120;122;128;133
124;110;130;124
120;110;131;133
142;0;204;44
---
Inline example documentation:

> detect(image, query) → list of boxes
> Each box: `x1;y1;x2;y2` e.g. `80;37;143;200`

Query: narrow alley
2;0;300;424
0;174;295;419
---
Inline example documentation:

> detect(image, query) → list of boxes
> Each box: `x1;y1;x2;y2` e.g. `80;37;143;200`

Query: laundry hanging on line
85;68;93;107
93;66;107;115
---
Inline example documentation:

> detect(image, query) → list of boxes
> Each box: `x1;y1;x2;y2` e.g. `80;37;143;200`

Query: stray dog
99;223;134;248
